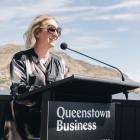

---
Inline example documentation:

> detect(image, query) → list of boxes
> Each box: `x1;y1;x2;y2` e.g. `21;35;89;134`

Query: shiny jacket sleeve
10;53;41;102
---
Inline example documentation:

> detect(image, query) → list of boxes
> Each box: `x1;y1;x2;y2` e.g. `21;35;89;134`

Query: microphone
60;42;68;50
60;42;125;81
60;42;128;99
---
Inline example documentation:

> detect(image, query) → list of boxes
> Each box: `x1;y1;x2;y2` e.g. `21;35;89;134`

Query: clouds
1;0;140;25
61;1;140;22
93;13;140;22
113;27;129;33
63;35;114;50
0;0;70;23
0;0;139;46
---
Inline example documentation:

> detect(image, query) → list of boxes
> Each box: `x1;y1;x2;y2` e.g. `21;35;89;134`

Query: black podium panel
114;99;140;140
4;74;138;140
39;75;139;140
0;94;11;139
0;75;139;140
48;101;115;140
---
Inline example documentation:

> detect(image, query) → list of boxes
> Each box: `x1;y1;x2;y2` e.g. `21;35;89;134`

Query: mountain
0;44;139;93
0;44;22;90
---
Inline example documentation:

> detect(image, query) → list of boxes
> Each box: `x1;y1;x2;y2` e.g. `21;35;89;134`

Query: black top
10;48;66;104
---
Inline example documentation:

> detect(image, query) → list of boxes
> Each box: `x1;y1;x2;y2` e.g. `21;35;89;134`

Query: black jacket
10;48;66;103
3;48;66;140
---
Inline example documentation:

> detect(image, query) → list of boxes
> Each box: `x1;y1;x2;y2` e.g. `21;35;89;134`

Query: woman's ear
34;28;42;38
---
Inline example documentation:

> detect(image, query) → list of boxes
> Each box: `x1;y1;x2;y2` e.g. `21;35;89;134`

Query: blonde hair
23;14;56;49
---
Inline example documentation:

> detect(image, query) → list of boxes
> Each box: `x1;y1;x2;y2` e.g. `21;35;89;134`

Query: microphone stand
64;47;128;100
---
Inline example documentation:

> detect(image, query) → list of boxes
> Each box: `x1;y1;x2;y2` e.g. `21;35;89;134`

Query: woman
4;14;67;140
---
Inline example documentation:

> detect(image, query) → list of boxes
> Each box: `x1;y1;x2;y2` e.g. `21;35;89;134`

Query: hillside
0;44;139;93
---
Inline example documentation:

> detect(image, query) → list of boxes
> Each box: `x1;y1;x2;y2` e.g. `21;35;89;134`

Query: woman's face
36;19;61;48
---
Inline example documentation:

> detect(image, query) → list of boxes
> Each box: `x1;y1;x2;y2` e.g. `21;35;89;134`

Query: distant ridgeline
0;44;139;93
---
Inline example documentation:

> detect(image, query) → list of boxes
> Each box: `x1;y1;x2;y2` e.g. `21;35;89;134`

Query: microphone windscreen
60;42;68;50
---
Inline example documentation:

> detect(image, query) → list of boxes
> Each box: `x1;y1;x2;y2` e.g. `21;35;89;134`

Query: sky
0;0;140;83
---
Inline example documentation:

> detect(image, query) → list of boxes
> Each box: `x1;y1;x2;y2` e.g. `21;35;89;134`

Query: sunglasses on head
47;25;62;36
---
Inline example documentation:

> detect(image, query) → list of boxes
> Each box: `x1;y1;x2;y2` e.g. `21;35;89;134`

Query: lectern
0;75;139;140
25;74;137;140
